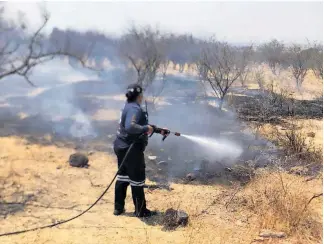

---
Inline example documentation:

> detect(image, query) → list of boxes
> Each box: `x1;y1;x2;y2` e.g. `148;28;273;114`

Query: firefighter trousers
114;145;147;215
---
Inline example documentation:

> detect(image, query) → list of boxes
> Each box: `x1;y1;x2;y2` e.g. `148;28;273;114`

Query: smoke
0;59;105;140
0;58;277;181
143;75;276;178
39;94;97;139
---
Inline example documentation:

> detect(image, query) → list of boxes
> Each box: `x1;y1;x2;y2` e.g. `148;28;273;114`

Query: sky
3;1;323;44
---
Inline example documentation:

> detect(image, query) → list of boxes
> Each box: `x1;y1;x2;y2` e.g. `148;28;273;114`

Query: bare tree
259;39;285;76
288;44;311;90
147;57;169;111
160;59;169;80
239;65;251;87
0;7;96;86
253;64;266;90
197;40;252;109
158;36;170;80
119;25;165;89
308;43;323;80
164;33;196;73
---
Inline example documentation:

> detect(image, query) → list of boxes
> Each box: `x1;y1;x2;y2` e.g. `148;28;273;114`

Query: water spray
148;126;242;160
181;134;243;159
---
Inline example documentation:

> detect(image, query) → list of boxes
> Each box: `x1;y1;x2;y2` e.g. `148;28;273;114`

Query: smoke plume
0;58;276;181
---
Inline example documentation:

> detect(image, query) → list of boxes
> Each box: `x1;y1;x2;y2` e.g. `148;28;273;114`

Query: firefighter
113;83;157;217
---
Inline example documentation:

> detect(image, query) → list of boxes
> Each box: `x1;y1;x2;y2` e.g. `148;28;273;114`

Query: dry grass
278;123;322;160
258;120;323;166
282;126;308;154
248;66;323;101
258;119;322;146
240;170;323;242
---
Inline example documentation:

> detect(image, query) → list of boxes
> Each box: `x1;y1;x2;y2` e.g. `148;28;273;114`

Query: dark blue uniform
114;102;149;150
113;102;150;216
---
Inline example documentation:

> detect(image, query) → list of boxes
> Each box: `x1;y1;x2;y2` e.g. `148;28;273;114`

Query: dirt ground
0;135;322;244
0;136;258;244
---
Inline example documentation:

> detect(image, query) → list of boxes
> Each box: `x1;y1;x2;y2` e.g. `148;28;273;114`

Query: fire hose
0;126;181;237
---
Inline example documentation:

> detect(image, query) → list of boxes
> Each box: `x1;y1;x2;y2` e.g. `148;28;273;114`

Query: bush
273;122;323;164
282;125;307;154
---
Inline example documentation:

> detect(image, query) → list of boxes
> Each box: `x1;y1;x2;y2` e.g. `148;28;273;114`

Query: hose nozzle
149;125;181;141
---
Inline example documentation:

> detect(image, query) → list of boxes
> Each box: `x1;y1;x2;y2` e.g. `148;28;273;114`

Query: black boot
135;208;158;218
131;185;147;216
113;208;125;216
114;180;129;216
